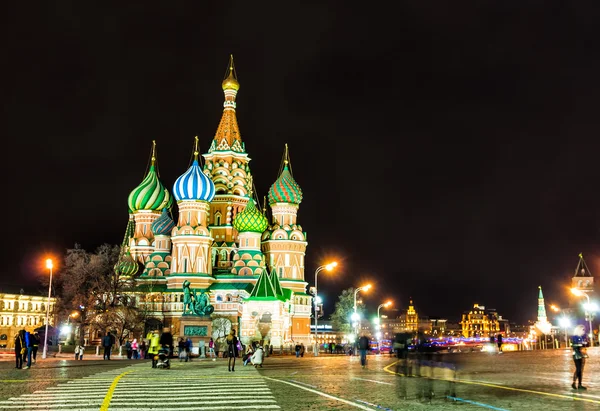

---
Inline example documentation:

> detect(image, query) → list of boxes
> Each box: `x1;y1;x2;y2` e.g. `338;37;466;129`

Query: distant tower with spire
537;286;548;324
203;55;253;273
572;253;594;294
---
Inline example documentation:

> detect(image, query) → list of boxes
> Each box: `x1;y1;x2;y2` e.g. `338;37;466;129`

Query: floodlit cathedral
117;56;312;349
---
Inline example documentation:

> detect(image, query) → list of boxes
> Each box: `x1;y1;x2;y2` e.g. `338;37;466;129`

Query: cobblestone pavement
0;348;599;410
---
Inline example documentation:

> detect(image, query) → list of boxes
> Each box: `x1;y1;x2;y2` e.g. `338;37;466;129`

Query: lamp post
313;262;337;356
42;258;53;360
571;288;594;347
353;284;372;341
559;316;571;349
376;301;392;354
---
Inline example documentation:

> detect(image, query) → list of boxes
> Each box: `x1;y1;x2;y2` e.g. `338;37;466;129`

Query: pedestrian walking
159;328;174;358
131;339;139;359
24;331;34;369
125;339;132;359
208;337;215;359
14;330;24;369
358;334;370;368
102;332;113;360
295;343;301;358
496;334;503;353
571;325;588;390
226;329;238;372
148;330;160;368
300;343;305;357
32;332;40;364
74;342;84;360
185;338;193;361
178;338;187;362
139;340;146;360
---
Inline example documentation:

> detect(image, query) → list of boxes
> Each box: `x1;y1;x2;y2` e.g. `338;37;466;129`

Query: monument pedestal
179;316;212;357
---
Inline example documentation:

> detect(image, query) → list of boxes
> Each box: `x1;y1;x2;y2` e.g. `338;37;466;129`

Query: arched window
216;295;223;302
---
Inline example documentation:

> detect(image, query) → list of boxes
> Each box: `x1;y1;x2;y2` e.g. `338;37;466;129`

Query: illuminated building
0;292;57;348
119;56;312;349
460;303;502;338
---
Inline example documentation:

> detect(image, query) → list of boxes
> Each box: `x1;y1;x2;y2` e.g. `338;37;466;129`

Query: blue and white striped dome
173;160;216;202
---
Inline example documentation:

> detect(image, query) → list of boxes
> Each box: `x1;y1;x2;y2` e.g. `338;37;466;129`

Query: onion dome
222;55;240;91
151;208;175;236
114;251;139;277
128;141;172;212
268;161;303;205
173;138;216;202
233;198;268;233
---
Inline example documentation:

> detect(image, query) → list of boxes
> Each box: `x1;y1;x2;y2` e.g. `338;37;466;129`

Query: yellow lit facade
0;293;57;348
460;303;500;338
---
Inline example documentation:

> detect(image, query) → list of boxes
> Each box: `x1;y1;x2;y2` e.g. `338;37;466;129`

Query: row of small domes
128;153;303;213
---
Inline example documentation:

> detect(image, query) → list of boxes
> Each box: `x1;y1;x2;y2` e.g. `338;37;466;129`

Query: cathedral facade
118;57;312;349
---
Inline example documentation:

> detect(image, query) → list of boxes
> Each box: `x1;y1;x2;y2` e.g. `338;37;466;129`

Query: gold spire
193;136;199;160
151;140;157;167
262;196;267;215
222;54;240;91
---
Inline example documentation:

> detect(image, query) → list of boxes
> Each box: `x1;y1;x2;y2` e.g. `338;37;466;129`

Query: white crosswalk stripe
0;362;280;411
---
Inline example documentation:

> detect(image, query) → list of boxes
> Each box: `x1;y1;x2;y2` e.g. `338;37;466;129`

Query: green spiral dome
114;251;139;277
268;164;303;205
128;165;172;212
233;198;268;233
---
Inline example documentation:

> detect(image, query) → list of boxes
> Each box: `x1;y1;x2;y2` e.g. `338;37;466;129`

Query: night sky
4;2;600;324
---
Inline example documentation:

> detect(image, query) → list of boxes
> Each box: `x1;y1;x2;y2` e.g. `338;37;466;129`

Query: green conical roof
233;198;268;233
269;270;285;298
247;269;279;300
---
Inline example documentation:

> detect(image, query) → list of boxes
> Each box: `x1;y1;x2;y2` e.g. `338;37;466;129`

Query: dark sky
4;2;600;323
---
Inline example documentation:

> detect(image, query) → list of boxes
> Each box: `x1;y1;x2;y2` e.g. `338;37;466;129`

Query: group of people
294;342;306;357
14;330;41;369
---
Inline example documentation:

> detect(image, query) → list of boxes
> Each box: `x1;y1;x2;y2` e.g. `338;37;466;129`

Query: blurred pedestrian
24;330;34;369
300;343;305;357
148;330;160;368
208;337;215;359
159;327;174;358
178;338;187;362
571;325;588;390
14;330;24;369
125;339;132;359
295;343;301;358
251;345;264;368
185;338;193;361
102;332;113;360
139;340;147;359
358;335;370;368
131;338;139;359
496;334;503;353
32;332;40;364
75;342;84;360
226;329;238;372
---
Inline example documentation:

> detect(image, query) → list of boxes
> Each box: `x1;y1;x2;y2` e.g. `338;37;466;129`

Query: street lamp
313;262;337;356
353;284;372;339
42;258;54;359
375;301;392;353
559;316;571;349
571;288;594;346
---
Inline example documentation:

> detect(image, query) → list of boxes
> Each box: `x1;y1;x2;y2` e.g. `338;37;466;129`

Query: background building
461;303;506;337
0;292;57;348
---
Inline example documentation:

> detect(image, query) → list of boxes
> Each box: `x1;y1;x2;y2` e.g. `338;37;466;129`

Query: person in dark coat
571;325;588;390
102;332;113;360
358;335;370;368
159;328;174;358
14;330;24;369
226;329;238;372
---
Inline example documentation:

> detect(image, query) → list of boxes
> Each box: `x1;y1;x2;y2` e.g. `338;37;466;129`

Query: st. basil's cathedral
116;56;312;348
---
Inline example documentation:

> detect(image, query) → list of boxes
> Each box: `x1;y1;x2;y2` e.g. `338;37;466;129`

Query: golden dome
222;70;239;91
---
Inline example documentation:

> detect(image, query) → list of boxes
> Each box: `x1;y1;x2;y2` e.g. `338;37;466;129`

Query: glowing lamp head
550;304;559;312
571;288;584;297
559;317;571;328
363;284;372;291
385;301;392;307
46;259;53;270
373;317;380;325
325;262;338;271
315;296;323;304
351;312;360;322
